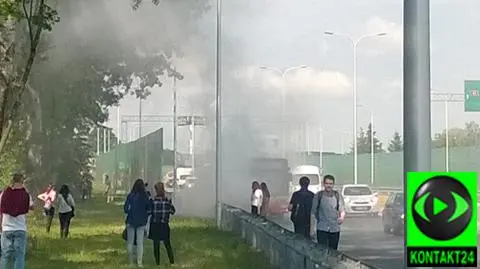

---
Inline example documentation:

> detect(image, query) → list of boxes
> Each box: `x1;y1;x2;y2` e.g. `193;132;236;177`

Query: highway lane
270;215;404;269
272;215;480;268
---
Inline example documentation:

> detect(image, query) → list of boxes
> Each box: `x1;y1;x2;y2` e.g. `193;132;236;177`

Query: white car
341;184;379;216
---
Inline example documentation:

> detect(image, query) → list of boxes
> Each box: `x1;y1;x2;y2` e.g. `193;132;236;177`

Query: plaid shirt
151;197;175;224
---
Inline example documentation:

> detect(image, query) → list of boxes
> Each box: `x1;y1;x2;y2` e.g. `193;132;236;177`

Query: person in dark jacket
288;176;315;238
124;179;151;267
148;182;175;265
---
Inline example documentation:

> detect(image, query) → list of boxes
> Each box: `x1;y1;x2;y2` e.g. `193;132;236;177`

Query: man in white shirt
0;173;34;269
250;181;263;216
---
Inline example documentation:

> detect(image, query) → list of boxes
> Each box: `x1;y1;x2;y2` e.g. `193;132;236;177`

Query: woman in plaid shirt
148;182;175;265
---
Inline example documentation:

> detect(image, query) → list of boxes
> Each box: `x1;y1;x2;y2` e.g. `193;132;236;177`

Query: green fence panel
294;146;480;187
95;128;164;194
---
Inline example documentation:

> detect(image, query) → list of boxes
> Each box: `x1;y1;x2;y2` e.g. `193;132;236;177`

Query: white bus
290;165;322;194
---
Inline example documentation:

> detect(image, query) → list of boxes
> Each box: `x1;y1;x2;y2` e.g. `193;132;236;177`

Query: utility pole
404;0;431;267
215;0;223;228
431;92;463;172
172;67;178;204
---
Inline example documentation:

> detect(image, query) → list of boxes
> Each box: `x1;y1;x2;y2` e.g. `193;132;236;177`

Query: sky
107;0;480;153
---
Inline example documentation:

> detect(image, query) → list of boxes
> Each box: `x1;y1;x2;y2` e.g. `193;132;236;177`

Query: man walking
312;174;345;250
0;173;34;269
288;176;314;238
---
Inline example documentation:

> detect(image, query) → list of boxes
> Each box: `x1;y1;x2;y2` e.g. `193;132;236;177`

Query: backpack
315;190;340;217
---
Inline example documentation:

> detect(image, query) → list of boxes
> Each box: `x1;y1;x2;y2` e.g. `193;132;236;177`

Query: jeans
1;230;27;269
59;212;73;238
316;230;340;250
127;225;145;265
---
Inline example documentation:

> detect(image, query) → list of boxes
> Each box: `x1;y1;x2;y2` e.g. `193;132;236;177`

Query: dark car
382;192;404;236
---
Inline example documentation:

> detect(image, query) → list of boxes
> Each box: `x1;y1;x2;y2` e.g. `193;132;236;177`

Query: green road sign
406;172;478;267
464;80;480;111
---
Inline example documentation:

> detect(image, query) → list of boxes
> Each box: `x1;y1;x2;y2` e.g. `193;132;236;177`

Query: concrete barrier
221;204;380;269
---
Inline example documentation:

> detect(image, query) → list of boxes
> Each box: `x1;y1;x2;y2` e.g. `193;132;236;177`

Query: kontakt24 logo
406;172;477;267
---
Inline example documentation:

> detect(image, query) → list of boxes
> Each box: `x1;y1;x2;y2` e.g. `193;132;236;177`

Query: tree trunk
24;83;44;191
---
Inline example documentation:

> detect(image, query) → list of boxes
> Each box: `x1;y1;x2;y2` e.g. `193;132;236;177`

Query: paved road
272;215;480;269
270;215;404;269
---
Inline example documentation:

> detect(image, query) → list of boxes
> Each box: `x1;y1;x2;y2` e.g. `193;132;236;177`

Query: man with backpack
311;174;346;250
288;176;314;238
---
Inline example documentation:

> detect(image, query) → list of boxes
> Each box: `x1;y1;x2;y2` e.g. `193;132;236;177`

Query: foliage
27;196;274;269
23;0;211;188
432;121;480;148
0;0;59;154
387;131;403;152
352;123;384;154
0;122;24;187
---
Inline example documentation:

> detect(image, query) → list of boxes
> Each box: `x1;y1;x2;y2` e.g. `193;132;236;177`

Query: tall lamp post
259;65;308;158
431;91;464;172
358;104;376;185
324;31;387;184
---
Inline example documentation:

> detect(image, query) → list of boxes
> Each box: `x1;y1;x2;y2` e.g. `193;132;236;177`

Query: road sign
177;116;206;126
406;172;477;267
464;80;480;111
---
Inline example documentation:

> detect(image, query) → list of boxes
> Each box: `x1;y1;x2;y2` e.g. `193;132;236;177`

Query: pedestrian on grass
57;185;75;239
250;181;263;216
124;179;151;267
37;183;57;233
288;176;314;238
312;174;346;250
260;182;271;217
148;182;175;265
0;173;34;269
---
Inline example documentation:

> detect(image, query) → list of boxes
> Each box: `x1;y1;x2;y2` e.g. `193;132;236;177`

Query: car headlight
400;214;404;219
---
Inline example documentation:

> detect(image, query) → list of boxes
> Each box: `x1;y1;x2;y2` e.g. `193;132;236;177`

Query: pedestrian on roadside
0;173;34;269
148;182;175;265
124;179;151;267
250;181;263;216
57;185;75;239
37;183;57;233
288;176;314;238
312;174;346;250
104;174;113;203
260;182;271;217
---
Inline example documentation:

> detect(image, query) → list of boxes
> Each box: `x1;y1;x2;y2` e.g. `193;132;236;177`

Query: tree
432;121;480;149
20;0;210;188
388;131;403;152
0;0;59;154
352;123;384;154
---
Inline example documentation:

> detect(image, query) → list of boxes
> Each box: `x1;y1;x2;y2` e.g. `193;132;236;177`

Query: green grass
25;195;274;269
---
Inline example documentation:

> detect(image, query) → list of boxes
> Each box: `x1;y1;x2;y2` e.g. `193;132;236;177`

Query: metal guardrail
221;203;380;269
371;186;480;194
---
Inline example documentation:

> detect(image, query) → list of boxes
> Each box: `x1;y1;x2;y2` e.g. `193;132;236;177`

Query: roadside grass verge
25;195;273;269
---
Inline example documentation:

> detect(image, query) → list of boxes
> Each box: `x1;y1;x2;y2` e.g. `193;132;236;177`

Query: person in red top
0;173;34;269
37;184;56;233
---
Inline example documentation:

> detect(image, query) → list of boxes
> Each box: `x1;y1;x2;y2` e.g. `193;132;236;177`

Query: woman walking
250;181;263;216
260;182;271;217
124;179;151;267
148;182;175;265
37;184;57;233
57;185;75;238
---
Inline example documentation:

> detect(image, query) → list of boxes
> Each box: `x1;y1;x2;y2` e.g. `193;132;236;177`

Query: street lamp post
324;31;387;185
215;0;223;229
358;104;376;185
259;65;308;158
431;91;464;172
319;128;324;169
370;113;375;185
